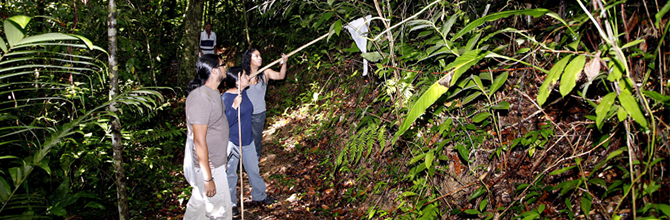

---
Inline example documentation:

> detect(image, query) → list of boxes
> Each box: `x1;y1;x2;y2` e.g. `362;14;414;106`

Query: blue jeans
251;112;266;159
226;141;267;206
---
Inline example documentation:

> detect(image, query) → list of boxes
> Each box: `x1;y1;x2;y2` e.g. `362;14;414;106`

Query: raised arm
265;53;288;80
192;124;216;197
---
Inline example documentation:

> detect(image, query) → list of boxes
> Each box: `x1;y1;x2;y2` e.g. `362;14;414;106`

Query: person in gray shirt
183;54;232;219
242;48;288;160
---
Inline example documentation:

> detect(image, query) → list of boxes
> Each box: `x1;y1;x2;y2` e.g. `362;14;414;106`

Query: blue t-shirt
222;90;253;146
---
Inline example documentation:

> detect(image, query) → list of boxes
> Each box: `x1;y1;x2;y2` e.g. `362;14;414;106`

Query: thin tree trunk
178;0;206;89
243;0;252;47
108;0;130;219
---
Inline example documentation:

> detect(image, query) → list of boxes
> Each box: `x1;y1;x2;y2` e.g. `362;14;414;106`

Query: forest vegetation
0;0;669;219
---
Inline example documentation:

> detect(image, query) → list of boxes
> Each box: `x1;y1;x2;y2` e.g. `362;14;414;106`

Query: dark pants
251;111;266;159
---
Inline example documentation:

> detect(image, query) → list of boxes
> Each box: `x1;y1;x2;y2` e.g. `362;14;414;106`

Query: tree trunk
178;0;206;89
108;0;130;219
243;0;252;47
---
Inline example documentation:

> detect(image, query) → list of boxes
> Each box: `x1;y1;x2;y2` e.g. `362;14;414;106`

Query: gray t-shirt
247;73;267;114
186;86;229;168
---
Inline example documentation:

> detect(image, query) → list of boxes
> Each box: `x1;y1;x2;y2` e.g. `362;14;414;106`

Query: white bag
183;133;197;186
344;15;372;76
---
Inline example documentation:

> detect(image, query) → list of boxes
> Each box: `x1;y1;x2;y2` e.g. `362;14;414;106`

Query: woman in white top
242;48;288;160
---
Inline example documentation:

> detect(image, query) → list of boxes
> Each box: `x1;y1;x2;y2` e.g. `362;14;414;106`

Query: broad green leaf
465;33;481;52
617;105;627;122
313;11;334;29
538;55;572;106
469;187;486;201
619;90;649;128
559;55;586;97
0;37;7;53
441;12;460;37
489;71;508;96
472;112;492;123
8;15;31;28
0;177;10;202
462;91;482;106
595;92;617;130
655;204;670;217
402;191;416;197
446;50;490;86
9;167;22;187
35;161;51;175
393;76;450;140
621;39;645;49
456;144;469;163
607;58;624;82
4;20;24;47
425;150;434;169
479;198;487;211
521;212;539;220
655;0;670;28
334;20;342;36
361;52;382;62
452;9;551;40
394;51;488;140
549;165;576;175
410;153;427;164
491;101;510;110
581;195;592;218
472;75;485;92
15;33;80;46
464;209;481;215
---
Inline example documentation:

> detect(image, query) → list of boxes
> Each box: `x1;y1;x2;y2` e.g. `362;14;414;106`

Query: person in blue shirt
221;66;276;216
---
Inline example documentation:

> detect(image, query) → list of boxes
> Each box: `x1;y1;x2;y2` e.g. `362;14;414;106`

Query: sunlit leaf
595;92;616;130
655;0;670;28
479;198;487;211
425;150;434;169
393;76;449;141
15;33;79;46
607;58;624;82
619;90;648;129
8;15;31;29
456;144;469;163
643;90;670;103
655;204;670;217
549;165;576;175
0;37;7;53
621;39;645;49
617;105;627;122
489;71;508;96
472;112;491;123
538;55;571;106
446;50;490;86
559;55;586;97
334;20;342;36
472;75;485;92
491;101;510;110
462;91;482;106
4;20;24;47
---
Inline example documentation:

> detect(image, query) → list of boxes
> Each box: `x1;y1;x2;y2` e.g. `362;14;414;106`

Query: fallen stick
251;32;329;78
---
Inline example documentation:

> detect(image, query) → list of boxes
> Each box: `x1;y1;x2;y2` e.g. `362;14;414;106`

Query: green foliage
0;15;163;218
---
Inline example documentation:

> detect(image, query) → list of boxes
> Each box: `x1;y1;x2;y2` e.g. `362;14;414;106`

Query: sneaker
257;196;276;205
232;206;240;216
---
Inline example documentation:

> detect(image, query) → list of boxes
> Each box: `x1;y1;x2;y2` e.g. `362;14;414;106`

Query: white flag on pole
344;15;372;76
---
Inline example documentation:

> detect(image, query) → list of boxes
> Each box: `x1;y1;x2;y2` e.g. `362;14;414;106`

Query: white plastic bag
344;15;372;76
183;133;197;186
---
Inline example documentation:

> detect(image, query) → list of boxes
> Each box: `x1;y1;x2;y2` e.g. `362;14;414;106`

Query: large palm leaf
0;15;162;217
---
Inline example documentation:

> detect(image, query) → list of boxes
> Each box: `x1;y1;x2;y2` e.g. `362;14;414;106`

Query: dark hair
242;48;264;84
220;66;244;90
187;54;220;94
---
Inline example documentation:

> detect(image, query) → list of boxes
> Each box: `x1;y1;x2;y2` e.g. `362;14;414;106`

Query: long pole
237;71;244;219
251;33;329;78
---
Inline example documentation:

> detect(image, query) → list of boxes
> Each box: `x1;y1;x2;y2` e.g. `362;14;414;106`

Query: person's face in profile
251;50;262;68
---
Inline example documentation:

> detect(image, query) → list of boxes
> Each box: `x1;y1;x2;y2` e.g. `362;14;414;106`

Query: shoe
257;196;276;205
232;206;240;216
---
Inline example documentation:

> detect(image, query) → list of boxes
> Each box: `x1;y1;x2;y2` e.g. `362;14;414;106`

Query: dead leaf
584;51;602;81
